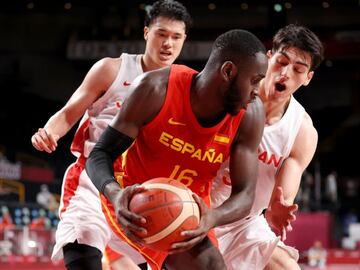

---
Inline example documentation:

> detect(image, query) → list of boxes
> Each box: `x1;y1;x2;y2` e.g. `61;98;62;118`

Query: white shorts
51;158;145;264
215;214;299;270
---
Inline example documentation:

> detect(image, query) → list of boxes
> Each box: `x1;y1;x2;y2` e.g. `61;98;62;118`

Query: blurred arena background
0;0;359;269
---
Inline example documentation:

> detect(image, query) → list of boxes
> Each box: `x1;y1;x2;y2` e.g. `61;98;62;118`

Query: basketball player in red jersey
86;29;268;270
30;1;192;269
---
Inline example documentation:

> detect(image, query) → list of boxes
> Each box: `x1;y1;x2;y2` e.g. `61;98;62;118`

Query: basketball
129;177;200;251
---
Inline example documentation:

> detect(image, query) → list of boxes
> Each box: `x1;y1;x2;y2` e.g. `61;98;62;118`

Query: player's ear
266;50;273;59
221;61;237;82
144;26;149;41
303;71;314;86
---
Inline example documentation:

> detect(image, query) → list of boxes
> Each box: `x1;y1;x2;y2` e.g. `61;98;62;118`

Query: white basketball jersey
212;96;305;217
70;53;143;158
251;96;305;214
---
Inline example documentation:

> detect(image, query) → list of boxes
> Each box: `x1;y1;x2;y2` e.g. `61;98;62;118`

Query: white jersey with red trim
51;53;145;263
212;95;305;269
71;53;143;158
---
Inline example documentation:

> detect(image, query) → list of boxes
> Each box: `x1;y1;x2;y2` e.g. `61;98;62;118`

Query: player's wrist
103;180;122;202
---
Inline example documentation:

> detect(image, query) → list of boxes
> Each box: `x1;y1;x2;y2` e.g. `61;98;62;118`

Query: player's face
143;16;186;70
224;52;268;115
262;47;314;102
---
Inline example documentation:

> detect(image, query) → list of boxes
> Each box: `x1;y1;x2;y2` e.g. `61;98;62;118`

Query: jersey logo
168;118;186;126
123;81;131;86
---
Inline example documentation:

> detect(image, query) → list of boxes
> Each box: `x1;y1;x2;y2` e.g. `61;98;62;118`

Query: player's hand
265;186;298;241
168;193;214;254
31;128;59;153
109;184;147;244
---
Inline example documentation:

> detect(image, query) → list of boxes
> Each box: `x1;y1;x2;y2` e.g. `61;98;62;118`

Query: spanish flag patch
214;134;230;144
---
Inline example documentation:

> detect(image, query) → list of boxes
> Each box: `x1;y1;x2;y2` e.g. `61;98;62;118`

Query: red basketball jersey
122;65;245;206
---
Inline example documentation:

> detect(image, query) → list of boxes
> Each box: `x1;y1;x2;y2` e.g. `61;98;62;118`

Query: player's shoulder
300;112;317;137
85;57;122;85
93;57;121;72
295;111;318;149
290;111;318;164
80;57;123;93
134;66;171;92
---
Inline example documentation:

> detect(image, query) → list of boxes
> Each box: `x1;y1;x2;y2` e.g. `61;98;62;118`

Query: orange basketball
129;177;200;251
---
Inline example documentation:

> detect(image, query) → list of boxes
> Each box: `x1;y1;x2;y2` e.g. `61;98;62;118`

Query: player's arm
31;57;120;153
265;113;318;239
85;67;169;240
212;96;265;226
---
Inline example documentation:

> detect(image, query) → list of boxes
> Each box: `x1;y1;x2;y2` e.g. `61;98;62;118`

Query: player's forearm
273;161;303;206
44;111;76;139
212;186;255;227
86;144;118;193
85;125;134;194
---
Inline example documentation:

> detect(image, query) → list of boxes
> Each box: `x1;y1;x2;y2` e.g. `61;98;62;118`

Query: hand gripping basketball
129;177;200;251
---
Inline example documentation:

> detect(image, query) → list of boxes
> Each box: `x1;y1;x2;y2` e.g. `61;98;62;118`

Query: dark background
0;0;359;208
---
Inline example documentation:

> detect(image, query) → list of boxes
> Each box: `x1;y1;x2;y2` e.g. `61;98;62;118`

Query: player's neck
190;73;226;127
141;54;163;72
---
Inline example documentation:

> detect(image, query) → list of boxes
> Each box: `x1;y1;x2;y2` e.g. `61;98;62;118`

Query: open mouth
159;52;172;61
275;82;286;92
160;51;171;57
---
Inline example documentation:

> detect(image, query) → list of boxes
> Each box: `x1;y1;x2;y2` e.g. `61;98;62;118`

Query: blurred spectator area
0;204;59;231
0;204;61;268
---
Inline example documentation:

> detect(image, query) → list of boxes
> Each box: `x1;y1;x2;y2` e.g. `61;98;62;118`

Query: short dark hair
144;0;193;34
210;29;266;63
272;24;324;71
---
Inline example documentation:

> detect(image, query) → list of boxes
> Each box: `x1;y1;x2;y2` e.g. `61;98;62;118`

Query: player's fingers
41;130;58;152
181;226;206;238
169;235;204;254
36;129;54;153
118;207;146;225
118;215;147;237
33;133;53;153
288;203;298;212
132;185;147;195
122;227;146;244
292;203;299;213
31;134;44;151
47;133;58;151
38;128;51;143
289;212;297;221
192;193;207;217
123;186;147;225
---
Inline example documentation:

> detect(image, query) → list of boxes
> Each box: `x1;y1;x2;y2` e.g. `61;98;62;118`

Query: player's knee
265;248;300;270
